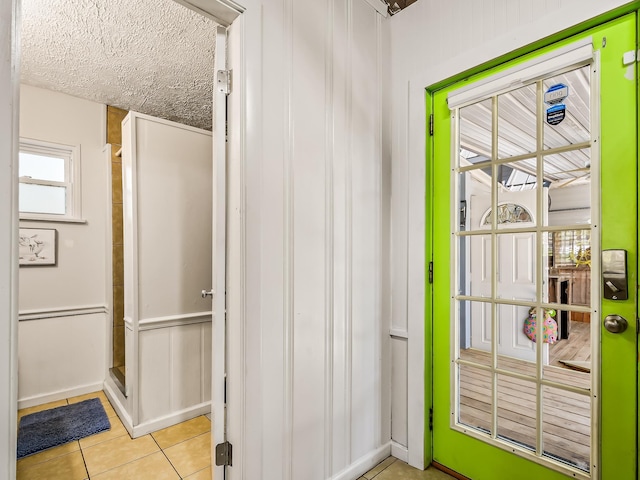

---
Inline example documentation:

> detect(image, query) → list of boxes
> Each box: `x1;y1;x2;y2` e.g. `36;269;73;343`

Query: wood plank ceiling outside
459;66;591;188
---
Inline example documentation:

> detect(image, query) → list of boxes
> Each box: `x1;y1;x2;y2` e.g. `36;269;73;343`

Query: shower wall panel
112;112;213;437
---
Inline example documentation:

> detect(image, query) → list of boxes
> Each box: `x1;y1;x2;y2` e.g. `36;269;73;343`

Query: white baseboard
103;378;134;436
132;402;212;438
391;440;409;463
103;379;212;440
332;442;392;480
18;381;104;410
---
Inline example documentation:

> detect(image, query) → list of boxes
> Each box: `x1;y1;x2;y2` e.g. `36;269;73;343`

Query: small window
19;139;81;221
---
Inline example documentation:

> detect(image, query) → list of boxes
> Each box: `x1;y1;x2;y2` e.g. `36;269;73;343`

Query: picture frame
19;228;57;266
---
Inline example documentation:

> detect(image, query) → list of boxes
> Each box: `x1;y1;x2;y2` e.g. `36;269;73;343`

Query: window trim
18;137;84;223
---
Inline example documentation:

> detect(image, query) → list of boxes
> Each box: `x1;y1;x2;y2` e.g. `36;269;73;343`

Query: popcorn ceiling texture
21;0;218;130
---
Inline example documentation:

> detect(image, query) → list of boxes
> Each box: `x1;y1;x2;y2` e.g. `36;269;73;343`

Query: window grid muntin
18;139;79;219
452;63;595;477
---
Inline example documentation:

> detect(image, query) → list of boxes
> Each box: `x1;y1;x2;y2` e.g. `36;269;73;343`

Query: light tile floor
361;457;457;480
17;391;211;480
17;391;455;480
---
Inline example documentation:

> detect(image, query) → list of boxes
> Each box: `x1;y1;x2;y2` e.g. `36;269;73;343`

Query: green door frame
424;5;640;478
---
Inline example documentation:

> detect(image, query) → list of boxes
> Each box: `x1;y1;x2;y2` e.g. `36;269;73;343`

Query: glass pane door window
432;16;637;480
452;63;596;474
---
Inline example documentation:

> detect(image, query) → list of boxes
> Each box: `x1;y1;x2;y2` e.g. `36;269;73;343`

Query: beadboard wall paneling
138;321;212;424
226;0;391;478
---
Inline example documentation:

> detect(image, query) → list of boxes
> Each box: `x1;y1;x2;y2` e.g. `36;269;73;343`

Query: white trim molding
138;311;212;331
391;440;409;463
18;382;104;410
131;402;211;438
105;376;211;438
18;137;83;222
18;304;107;321
331;443;392;480
447;39;593;108
172;0;244;27
0;0;20;476
103;378;133;433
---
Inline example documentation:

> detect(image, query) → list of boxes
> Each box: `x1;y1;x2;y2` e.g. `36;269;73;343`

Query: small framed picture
19;228;57;266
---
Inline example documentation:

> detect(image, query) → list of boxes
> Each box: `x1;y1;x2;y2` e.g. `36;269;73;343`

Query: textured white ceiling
21;0;219;130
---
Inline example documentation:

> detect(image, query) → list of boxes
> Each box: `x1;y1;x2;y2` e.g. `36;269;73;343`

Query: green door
430;14;637;480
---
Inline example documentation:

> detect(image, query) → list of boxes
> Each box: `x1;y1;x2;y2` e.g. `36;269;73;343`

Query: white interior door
0;1;19;478
212;24;227;480
469;188;548;363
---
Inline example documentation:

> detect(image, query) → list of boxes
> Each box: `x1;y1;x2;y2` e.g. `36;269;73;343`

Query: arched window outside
481;202;532;226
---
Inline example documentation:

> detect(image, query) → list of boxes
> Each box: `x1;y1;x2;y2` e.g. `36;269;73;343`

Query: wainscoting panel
138;320;212;425
18;312;107;409
391;337;408;448
139;327;171;423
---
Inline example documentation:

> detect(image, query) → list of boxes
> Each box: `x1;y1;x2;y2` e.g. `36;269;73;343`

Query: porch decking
458;348;591;471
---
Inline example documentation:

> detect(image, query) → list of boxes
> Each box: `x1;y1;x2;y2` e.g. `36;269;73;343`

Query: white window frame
18;137;83;223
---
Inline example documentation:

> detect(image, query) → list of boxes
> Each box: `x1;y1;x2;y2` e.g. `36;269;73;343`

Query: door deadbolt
603;314;628;334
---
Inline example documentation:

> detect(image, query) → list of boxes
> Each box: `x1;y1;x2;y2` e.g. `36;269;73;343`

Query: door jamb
0;0;20;478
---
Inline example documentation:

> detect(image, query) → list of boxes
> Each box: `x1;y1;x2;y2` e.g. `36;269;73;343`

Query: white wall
225;1;392;478
18;85;109;407
19;85;108;310
18;313;107;407
0;0;20;477
388;0;633;468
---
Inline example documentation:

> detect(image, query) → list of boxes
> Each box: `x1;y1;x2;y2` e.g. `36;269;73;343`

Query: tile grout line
152;416;211;450
75;393;146;479
368;457;397;479
64;396;92;480
151;432;183;479
84;451;160;479
78;441;91;479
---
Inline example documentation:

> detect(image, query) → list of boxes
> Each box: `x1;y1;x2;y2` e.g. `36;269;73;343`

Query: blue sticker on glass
546;104;566;125
544;83;569;105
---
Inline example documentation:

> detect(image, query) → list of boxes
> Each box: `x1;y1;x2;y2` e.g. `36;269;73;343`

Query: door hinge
224;374;227;404
429;407;433;431
215;441;233;466
622;50;637;66
217;69;231;95
429;114;434;136
428;262;434;284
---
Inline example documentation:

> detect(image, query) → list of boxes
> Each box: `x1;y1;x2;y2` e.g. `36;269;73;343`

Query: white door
469;188;548;363
211;24;228;480
0;2;19;478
